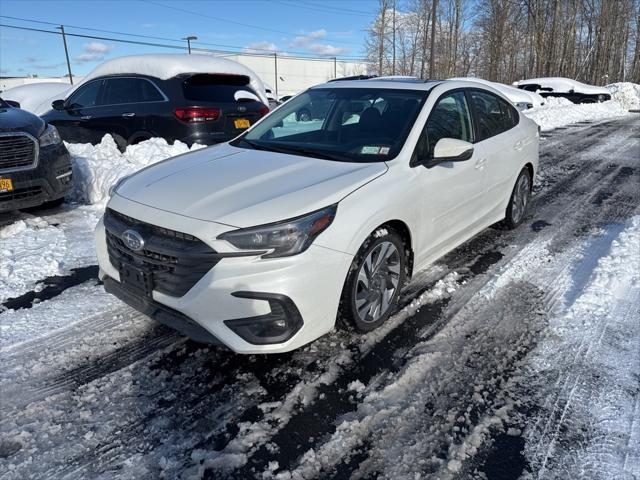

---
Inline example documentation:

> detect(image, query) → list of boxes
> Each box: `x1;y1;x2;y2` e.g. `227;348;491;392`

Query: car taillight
259;105;270;117
174;107;221;123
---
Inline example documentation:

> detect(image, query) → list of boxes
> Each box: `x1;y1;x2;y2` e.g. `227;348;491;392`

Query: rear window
182;74;260;102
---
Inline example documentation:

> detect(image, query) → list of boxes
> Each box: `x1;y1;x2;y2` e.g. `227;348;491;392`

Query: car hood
116;143;388;227
0;105;44;137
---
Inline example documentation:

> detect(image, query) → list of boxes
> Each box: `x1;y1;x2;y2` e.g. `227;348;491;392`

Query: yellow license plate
0;178;13;193
234;118;251;129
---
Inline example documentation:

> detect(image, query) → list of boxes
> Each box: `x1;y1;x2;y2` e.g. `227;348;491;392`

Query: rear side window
67;80;102;108
102;78;165;105
182;74;260;102
469;90;518;140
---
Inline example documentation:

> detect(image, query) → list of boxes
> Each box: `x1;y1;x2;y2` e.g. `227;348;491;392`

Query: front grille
0;133;38;172
104;208;219;297
0;185;43;202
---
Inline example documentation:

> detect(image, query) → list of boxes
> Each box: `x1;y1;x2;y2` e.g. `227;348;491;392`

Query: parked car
42;54;270;150
0;97;72;213
264;84;280;109
515;77;611;104
1;82;72;115
96;78;539;354
449;77;545;110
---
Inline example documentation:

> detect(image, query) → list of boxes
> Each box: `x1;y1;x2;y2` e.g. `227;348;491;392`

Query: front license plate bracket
119;263;154;297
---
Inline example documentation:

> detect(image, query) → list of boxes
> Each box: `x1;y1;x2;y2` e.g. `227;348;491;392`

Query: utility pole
57;25;73;85
392;0;396;75
274;52;278;96
182;36;197;54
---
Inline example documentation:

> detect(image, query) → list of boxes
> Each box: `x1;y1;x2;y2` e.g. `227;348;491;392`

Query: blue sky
0;0;377;77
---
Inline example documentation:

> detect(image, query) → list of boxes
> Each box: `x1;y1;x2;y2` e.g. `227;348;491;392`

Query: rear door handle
122;112;136;118
475;158;487;170
80;115;92;120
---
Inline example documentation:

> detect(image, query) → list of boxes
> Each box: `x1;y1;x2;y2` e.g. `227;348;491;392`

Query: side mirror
52;99;66;110
426;138;474;167
5;100;20;108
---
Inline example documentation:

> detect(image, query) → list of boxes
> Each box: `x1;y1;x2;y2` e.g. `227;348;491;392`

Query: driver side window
421;91;472;158
67;80;103;109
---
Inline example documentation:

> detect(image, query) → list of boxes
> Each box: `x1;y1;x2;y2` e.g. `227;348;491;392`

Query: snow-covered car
449;77;545;110
0;97;72;212
42;54;270;149
1;82;73;116
516;77;611;104
96;78;539;354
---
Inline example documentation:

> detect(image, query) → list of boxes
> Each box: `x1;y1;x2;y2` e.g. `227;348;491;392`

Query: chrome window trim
0;131;39;174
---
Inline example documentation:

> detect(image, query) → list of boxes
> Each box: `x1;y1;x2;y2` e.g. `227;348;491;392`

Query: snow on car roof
517;77;610;95
449;77;545;106
77;54;269;104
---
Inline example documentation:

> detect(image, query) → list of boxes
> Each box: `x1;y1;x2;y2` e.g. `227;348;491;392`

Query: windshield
232;87;428;162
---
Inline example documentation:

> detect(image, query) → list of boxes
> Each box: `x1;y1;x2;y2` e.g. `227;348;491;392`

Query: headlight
218;205;337;258
515;102;533;111
39;124;62;147
108;175;131;197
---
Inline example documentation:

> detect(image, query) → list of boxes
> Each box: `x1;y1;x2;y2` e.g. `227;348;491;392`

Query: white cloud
289;29;327;48
76;42;114;63
243;41;278;54
308;44;349;56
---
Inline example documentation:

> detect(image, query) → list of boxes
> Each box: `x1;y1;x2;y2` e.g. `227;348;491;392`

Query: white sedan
96;78;539;354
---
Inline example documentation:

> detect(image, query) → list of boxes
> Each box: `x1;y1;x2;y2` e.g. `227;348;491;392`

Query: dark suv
0;98;72;213
42;73;269;149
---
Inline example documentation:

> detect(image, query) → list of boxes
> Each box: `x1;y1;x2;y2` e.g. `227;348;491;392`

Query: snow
606;82;640;110
66;134;205;205
523;96;629;131
77;53;269;105
516;77;611;96
449;77;545;107
1;82;71;115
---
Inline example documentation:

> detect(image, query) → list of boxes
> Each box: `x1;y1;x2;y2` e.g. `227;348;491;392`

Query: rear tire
503;167;532;229
338;228;407;332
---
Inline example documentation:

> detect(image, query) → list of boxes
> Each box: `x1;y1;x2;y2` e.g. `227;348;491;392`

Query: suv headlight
218;205;337;258
39;124;62;147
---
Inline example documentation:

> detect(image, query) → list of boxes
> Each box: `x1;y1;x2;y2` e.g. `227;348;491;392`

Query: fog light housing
225;291;303;345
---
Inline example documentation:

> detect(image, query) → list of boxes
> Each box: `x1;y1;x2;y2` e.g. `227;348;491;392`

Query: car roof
312;78;444;91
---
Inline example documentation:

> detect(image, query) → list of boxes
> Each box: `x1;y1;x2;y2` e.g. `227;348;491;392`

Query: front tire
503;167;532;229
339;228;407;332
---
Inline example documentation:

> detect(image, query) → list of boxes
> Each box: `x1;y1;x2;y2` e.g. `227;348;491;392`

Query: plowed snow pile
65;135;204;205
523;96;629;131
606;82;640;110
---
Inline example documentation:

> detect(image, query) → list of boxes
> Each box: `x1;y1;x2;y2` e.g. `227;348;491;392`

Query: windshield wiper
261;143;349;162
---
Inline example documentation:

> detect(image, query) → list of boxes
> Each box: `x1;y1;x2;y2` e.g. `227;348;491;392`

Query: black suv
0;98;72;213
42;73;269;149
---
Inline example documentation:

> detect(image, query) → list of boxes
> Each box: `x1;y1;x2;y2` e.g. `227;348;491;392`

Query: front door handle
122;112;135;118
475;158;487;170
80;115;92;120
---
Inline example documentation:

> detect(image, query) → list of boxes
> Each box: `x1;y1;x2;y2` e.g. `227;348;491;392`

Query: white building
220;53;369;97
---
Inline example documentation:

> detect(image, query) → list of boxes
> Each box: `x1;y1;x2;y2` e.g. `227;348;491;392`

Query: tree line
364;0;640;85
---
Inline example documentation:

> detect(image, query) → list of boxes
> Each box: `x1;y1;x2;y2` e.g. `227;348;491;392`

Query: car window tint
183;74;260;103
103;78;164;105
67;81;102;108
423;91;472;157
469;90;517;140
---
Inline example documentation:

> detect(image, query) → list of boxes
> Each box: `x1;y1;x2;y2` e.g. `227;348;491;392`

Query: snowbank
1;82;71;115
523;96;629;131
66;135;205;205
606;82;640;110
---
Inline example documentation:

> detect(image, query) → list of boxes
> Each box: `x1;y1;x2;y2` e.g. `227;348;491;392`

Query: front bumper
96;196;353;354
0;143;72;212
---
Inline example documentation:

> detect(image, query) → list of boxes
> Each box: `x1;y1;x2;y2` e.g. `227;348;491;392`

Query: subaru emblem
122;229;145;252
